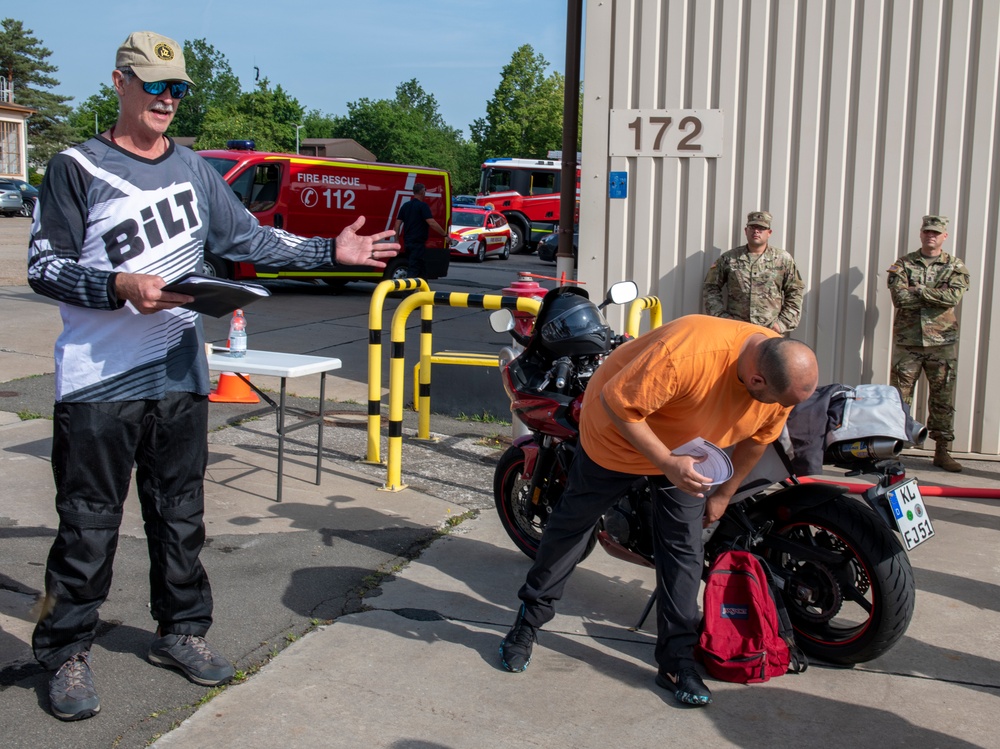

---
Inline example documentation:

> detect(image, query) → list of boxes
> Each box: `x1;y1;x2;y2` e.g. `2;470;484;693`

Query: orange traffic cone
208;372;260;403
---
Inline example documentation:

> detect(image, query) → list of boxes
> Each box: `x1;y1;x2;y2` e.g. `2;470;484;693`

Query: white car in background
448;206;512;263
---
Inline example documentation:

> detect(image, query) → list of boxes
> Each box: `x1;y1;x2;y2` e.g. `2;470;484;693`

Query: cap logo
154;43;174;61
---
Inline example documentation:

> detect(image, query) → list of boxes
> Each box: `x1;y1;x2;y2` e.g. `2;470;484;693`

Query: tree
470;44;567;160
169;39;241;137
195;78;305;152
330;79;479;191
67;85;119;142
300;109;345;140
0;19;76;170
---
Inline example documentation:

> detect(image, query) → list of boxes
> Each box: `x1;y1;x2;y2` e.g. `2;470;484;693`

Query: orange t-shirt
580;315;791;475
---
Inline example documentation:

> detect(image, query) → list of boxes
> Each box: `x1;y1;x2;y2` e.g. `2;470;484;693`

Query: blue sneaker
148;634;235;686
499;605;537;673
49;650;100;721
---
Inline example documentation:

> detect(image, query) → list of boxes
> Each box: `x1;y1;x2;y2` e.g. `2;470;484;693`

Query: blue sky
13;1;578;136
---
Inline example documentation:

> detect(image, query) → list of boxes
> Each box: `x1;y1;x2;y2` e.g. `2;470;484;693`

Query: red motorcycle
491;283;929;665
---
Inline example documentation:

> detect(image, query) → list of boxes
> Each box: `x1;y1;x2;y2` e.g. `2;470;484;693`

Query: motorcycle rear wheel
766;496;915;665
493;445;597;561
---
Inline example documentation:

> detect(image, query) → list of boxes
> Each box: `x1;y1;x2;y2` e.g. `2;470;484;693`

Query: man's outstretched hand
335;216;401;268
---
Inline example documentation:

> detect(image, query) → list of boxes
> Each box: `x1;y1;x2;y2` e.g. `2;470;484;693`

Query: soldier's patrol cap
116;31;194;85
921;215;949;232
747;211;772;229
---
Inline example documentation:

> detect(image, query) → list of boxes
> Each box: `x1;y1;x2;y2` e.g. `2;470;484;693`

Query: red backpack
697;550;807;683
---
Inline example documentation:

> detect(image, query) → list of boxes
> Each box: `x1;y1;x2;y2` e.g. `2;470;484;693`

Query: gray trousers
517;446;705;673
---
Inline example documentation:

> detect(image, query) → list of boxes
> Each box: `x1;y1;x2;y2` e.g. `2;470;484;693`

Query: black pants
517;447;705;673
33;393;214;670
405;243;426;278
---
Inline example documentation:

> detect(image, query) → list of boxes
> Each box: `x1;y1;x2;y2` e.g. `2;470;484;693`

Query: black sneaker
49;650;100;721
655;667;713;706
148;633;235;686
499;604;537;673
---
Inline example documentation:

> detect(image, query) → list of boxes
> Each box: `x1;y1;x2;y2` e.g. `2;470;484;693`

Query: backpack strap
754;554;809;674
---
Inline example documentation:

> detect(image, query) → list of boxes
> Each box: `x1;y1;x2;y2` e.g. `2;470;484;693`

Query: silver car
0;181;24;216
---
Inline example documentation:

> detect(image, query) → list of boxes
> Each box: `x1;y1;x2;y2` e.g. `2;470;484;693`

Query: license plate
887;479;935;550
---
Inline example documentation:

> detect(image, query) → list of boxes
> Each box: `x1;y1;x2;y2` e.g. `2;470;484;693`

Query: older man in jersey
499;315;818;707
27;31;398;722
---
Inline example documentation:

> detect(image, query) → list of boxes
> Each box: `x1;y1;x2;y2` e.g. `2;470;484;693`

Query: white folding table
207;350;342;501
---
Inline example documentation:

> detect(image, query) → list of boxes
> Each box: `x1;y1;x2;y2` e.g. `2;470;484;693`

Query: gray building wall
580;0;1000;455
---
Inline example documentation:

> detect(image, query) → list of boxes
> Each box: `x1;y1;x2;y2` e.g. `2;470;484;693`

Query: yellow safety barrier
363;277;431;465
382;291;540;492
626;296;663;338
412;353;500;413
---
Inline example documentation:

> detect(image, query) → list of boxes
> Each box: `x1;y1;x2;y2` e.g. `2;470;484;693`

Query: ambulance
198;141;451;285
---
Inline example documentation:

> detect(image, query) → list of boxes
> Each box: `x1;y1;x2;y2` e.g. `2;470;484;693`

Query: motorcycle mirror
489;309;515;333
603;280;639;308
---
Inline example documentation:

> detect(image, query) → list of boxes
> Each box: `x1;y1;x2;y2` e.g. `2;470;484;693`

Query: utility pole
295;124;304;154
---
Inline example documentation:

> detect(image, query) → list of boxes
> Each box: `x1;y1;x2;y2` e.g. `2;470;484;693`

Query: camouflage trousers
890;344;958;443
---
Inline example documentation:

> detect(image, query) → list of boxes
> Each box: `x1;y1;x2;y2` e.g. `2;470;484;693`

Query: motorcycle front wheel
765;496;915;665
493;445;597;561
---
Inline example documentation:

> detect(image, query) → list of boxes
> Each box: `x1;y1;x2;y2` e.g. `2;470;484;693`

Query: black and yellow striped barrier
382;291;541;492
626;295;663;338
412;352;500;415
363;278;431;465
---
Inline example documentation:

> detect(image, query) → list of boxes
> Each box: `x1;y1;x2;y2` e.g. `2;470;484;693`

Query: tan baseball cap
746;210;772;229
116;31;194;84
921;214;949;232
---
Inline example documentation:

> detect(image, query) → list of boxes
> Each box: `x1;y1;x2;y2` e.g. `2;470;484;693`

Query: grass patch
17;409;47;421
457;411;510;426
354;510;479;599
475;433;507;450
442;509;477;528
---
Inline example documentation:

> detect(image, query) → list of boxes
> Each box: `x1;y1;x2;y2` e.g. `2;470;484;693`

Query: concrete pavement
0;256;997;747
149;487;1000;749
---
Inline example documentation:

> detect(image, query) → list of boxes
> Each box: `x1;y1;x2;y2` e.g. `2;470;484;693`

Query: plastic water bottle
228;309;247;358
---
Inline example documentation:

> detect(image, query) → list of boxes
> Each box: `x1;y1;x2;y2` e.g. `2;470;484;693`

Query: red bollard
502;273;547;338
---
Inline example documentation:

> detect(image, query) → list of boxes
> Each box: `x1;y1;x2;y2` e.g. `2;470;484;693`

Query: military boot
933;442;962;472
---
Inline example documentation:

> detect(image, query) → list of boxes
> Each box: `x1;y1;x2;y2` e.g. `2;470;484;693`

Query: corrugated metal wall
580;0;1000;455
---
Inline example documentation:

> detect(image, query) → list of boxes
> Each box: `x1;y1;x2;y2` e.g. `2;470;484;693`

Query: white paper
671;437;734;485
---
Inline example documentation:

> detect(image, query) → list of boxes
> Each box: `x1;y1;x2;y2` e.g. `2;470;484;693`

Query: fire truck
198;141;451;285
476;157;579;253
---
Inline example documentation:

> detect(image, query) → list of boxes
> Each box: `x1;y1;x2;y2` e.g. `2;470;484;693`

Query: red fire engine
476;157;579;253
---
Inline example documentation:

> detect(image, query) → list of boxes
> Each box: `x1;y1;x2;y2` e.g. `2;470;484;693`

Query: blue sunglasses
142;80;191;99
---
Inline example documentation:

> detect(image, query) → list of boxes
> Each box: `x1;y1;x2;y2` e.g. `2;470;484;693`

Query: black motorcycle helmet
538;288;612;356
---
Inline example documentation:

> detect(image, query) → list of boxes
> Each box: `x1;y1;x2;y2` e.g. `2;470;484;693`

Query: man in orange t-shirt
499;315;818;707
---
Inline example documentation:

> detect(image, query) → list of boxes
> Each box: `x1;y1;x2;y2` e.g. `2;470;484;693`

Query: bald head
745;336;819;407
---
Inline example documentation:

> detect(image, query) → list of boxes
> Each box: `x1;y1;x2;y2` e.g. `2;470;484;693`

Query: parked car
536;225;578;263
8;179;38;217
448;206;512;262
452;194;477;205
0;181;25;217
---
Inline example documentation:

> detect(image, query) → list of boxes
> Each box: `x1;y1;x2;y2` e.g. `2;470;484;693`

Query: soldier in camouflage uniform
886;215;970;472
703;211;804;334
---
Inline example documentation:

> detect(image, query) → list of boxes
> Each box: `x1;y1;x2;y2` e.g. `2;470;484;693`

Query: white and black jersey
28;137;334;403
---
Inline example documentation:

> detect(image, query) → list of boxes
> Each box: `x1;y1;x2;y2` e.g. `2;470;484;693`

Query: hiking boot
148;633;235;686
655;667;713;706
499;604;537;673
49;650;100;721
933;442;962;472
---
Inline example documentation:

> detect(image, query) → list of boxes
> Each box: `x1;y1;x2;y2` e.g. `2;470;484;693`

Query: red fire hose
798;476;1000;499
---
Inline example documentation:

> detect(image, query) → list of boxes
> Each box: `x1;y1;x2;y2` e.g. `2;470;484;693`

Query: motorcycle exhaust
826;437;903;462
908;421;929;446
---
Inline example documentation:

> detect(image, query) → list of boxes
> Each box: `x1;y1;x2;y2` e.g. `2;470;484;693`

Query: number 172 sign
609;109;724;158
